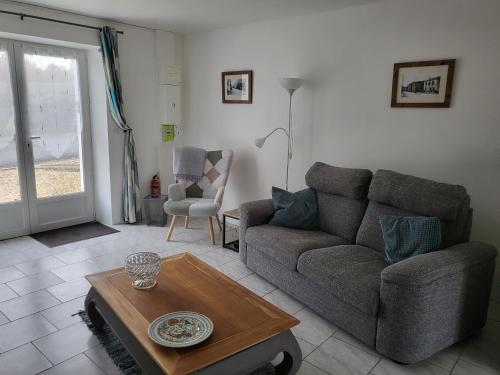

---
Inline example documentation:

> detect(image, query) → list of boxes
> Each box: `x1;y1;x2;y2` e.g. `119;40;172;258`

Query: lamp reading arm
254;127;290;148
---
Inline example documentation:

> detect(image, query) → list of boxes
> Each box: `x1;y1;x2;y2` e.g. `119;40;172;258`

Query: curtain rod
0;9;124;34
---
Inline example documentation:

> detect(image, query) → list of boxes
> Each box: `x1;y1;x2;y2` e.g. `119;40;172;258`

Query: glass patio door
0;41;30;239
0;39;94;239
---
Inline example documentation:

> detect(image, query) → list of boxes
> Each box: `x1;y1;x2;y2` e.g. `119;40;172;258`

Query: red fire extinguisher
151;174;161;198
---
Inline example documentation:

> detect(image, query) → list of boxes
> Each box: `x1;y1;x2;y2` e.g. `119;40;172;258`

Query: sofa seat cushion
245;225;348;270
297;245;386;316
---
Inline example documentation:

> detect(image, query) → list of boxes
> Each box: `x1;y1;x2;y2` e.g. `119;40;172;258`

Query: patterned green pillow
379;216;441;264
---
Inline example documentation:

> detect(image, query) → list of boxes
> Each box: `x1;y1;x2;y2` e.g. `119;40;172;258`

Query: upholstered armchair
164;150;233;244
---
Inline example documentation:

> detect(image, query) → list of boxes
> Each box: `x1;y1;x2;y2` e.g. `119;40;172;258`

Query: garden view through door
20;45;84;199
0;39;94;239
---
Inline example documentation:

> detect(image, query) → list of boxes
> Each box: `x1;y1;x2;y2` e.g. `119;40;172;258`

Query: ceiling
10;0;379;33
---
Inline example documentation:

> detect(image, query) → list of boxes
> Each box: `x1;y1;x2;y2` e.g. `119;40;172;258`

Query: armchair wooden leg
208;217;215;245
184;216;189;229
167;215;177;241
215;215;222;231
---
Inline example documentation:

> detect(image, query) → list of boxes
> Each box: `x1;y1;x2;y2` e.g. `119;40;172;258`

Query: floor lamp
255;78;304;191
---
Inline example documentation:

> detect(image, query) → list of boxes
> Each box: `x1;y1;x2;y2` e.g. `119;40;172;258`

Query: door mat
30;222;119;248
77;310;276;375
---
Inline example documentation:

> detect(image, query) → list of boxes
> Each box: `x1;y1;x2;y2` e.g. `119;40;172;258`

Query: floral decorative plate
148;311;214;348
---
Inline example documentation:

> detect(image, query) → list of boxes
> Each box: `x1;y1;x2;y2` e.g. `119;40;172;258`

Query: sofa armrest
382;241;497;286
377;241;497;364
168;183;186;201
239;199;274;263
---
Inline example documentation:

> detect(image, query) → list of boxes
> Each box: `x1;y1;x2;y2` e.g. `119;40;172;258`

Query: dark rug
31;222;119;248
77;310;275;375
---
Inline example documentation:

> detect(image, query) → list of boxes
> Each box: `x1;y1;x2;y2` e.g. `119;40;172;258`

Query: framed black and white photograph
391;59;455;108
222;70;253;104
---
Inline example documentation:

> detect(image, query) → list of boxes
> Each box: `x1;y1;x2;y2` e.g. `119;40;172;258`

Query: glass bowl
125;252;161;290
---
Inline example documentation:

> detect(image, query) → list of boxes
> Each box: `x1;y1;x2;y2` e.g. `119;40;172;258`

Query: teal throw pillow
269;186;318;230
379;215;441;264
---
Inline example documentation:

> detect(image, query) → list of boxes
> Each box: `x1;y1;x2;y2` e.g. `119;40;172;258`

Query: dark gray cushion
317;191;368;241
305;162;372;200
368;170;469;220
269;187;318;230
297;245;386;316
245;224;348;270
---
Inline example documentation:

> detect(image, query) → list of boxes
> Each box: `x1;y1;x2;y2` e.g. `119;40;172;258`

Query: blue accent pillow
379;216;441;264
269;186;318;230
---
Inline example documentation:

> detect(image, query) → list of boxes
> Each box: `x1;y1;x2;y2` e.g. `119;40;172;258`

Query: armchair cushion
168;183;186;201
164;198;218;217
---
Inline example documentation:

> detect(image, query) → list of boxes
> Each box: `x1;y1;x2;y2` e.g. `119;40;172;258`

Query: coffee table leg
196;330;302;375
84;287;105;331
84;287;164;375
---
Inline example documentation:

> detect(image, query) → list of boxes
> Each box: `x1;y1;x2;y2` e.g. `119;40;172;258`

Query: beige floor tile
0;284;18;303
0;314;57;352
39;353;106;375
297;361;330;375
41;296;86;329
307;337;380;375
14;256;66;276
84;345;123;375
33;323;99;364
238;273;277;296
264;288;304;315
0;266;25;284
371;358;449;375
0;289;60;320
7;272;64;295
0;343;52;375
50;260;101;281
452;359;500;375
292;308;337;346
47;277;91;302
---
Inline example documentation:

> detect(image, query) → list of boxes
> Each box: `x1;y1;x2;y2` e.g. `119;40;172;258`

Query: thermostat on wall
162;124;175;142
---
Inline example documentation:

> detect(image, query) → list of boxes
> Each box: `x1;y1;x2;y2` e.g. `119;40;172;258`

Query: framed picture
391;59;455;108
222;70;253;104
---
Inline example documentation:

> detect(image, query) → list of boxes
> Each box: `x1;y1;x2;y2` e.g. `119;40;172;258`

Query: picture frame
391;59;455;108
222;70;253;104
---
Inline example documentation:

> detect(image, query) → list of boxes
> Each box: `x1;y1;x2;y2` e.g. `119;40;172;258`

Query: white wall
0;0;181;224
183;0;500;300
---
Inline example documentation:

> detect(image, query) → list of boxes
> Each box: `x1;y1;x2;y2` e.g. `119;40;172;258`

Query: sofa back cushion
305;162;372;241
356;170;471;252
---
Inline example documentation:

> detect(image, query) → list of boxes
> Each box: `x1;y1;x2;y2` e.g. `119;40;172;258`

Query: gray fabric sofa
239;162;497;364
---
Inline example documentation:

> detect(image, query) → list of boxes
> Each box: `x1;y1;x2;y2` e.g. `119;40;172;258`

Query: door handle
29;136;41;140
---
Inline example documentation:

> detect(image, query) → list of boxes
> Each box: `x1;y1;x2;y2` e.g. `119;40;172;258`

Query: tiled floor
0;220;498;375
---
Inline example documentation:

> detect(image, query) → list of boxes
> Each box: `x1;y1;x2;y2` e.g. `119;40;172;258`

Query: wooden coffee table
85;253;301;375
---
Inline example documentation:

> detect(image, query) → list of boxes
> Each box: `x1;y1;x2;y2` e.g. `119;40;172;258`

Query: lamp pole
255;78;303;191
286;93;292;191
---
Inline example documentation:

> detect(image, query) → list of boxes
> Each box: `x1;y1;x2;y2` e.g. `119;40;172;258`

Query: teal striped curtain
99;26;141;223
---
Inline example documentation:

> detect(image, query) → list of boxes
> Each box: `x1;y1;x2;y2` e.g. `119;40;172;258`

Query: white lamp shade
280;78;304;93
254;137;266;148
